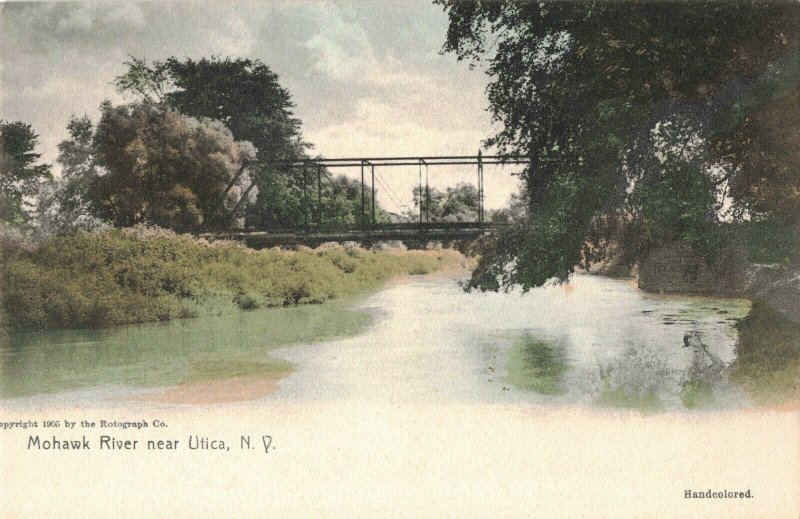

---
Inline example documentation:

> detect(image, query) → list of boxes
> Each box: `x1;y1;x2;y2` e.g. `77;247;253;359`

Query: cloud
55;3;146;35
0;1;517;208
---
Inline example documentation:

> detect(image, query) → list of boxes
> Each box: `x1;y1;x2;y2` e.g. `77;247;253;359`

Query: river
0;274;751;411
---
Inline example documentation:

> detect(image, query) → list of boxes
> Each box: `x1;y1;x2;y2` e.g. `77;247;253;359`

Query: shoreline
126;265;475;405
0;229;467;332
127;374;285;405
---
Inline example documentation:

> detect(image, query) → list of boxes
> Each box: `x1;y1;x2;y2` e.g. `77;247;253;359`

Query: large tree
439;0;800;291
0;121;51;226
37;116;105;233
87;101;257;231
115;56;310;228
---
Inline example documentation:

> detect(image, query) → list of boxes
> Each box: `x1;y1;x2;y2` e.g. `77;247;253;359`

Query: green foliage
0;229;462;330
115;56;314;228
411;182;480;223
730;300;800;404
160;57;304;163
728;219;799;265
87;102;257;230
439;0;800;290
113;56;392;229
714;86;800;227
0;121;51;226
36;116;105;234
248;170;389;229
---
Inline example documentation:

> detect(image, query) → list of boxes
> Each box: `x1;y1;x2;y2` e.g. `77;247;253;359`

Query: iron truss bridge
205;153;529;247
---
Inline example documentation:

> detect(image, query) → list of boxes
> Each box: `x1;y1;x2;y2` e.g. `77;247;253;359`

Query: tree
115;56;310;228
411;182;480;222
87;102;257;231
36;116;105;234
713;86;800;227
0;121;51;226
439;0;800;290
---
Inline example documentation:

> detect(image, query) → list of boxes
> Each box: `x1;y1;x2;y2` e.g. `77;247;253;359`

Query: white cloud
303;3;377;81
1;1;520;207
55;3;146;35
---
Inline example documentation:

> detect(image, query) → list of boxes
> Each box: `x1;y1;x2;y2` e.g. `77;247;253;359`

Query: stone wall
749;265;800;324
637;242;750;296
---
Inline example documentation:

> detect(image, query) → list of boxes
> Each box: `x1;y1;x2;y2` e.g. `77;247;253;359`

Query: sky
0;1;523;212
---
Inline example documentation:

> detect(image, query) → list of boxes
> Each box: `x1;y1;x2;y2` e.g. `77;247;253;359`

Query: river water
0;275;751;411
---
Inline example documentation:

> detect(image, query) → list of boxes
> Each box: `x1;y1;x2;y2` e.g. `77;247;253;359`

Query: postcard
1;1;798;517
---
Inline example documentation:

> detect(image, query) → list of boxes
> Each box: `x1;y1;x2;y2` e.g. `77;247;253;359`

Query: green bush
730;300;800;404
0;229;463;330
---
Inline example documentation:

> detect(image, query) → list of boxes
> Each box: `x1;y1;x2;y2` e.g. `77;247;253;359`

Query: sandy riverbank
129;261;476;405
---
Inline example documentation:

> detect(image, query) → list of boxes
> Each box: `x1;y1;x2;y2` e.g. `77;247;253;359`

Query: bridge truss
209;153;530;247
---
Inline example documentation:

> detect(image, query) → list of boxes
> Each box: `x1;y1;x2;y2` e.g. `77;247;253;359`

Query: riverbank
730;300;800;406
0;227;466;331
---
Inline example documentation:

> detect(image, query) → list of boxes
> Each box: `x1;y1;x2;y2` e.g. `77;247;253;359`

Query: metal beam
317;165;322;226
256;154;530;169
360;162;365;227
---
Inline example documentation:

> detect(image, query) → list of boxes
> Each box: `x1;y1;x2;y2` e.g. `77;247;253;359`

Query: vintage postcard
1;1;798;517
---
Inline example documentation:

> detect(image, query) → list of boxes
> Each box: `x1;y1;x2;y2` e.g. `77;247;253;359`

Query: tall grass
1;228;463;330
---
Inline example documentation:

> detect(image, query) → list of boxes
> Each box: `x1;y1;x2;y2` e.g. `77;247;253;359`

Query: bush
730;300;800;404
0;229;463;330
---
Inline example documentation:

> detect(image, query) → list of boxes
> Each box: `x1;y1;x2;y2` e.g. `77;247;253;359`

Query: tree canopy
412;182;480;223
439;0;800;291
35;55;389;233
114;56;370;229
87;102;257;231
115;56;305;161
0;121;51;226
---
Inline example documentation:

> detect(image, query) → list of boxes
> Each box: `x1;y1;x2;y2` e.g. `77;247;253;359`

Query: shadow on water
0;300;371;399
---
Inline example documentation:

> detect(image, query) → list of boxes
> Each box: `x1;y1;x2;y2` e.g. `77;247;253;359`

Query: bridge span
201;222;507;249
204;153;528;247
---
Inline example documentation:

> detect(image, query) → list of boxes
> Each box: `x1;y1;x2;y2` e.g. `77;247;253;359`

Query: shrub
1;230;463;330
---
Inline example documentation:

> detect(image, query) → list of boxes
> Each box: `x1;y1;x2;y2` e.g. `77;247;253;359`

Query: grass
506;335;567;395
0;227;463;330
729;300;800;405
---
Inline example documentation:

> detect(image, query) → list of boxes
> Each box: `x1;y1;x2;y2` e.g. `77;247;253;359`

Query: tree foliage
87;102;257;231
0;121;51;226
115;56;315;228
411;182;480;222
439;0;800;290
37;116;105;234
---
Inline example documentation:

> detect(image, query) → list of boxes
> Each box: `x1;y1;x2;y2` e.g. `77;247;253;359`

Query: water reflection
508;299;750;410
0;301;370;400
1;274;753;411
506;336;567;395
